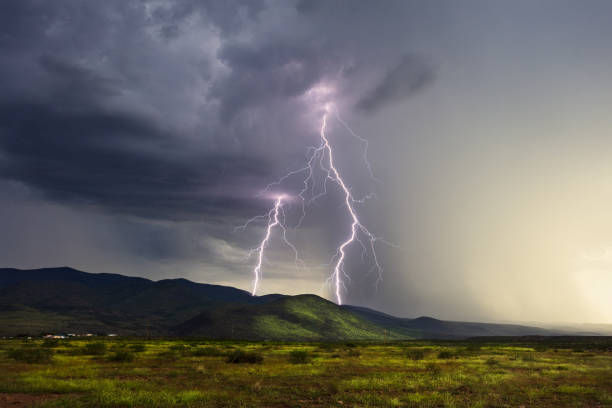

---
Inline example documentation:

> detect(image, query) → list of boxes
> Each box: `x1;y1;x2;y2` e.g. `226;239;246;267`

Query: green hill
173;294;398;340
0;267;582;339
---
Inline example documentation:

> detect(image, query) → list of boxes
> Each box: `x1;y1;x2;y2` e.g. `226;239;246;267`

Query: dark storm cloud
0;0;283;220
0;100;273;220
213;41;330;121
356;55;436;113
0;0;447;307
37;54;120;106
150;0;266;38
0;0;422;223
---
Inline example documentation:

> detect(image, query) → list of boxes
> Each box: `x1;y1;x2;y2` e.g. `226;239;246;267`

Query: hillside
0;267;598;339
343;305;563;339
0;267;262;336
173;294;396;340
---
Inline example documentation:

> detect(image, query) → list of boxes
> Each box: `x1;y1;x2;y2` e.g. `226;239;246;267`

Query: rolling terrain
0;267;595;339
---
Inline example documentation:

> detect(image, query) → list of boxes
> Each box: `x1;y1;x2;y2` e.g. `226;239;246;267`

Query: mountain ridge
0;267;598;339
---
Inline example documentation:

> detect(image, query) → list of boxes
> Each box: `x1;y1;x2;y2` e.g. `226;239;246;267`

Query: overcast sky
2;0;612;324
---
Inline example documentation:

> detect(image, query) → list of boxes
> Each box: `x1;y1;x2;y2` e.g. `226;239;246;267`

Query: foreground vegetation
1;337;611;407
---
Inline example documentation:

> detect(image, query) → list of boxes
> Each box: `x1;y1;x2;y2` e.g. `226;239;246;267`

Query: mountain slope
174;295;396;340
0;267;264;336
0;267;599;339
343;305;563;338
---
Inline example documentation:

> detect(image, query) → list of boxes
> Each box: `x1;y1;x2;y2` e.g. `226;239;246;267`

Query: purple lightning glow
237;194;301;295
239;90;386;304
318;108;383;305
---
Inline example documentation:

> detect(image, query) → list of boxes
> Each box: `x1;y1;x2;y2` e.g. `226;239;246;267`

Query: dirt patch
0;393;67;407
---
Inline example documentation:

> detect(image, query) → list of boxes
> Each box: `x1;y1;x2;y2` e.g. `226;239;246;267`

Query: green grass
0;338;611;407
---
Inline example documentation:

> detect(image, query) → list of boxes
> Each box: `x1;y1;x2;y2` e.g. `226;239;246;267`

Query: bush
288;350;311;364
156;350;180;361
465;343;482;352
108;350;135;362
425;363;441;376
42;338;60;348
406;349;425;360
8;347;53;363
129;344;146;353
437;350;455;359
347;349;361;357
485;357;499;366
520;353;536;362
82;342;107;355
326;383;339;395
318;343;337;351
192;346;225;357
226;350;263;364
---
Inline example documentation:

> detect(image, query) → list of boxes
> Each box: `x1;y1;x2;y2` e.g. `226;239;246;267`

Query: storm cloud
2;0;612;324
356;55;436;113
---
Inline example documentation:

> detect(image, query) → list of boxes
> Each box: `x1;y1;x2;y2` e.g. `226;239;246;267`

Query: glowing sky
2;0;612;323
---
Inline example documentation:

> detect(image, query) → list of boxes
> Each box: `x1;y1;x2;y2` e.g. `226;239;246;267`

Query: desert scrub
156;350;180;361
7;346;53;363
288;350;311;364
42;338;60;348
192;346;225;357
406;349;426;360
107;350;135;362
437;350;455;359
317;343;337;351
485;357;499;366
82;342;107;356
425;363;441;376
169;344;190;353
225;349;263;364
465;343;482;352
128;343;146;353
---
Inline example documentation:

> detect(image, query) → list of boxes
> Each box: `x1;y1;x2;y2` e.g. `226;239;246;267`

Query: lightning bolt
318;109;383;305
237;194;301;296
238;99;387;304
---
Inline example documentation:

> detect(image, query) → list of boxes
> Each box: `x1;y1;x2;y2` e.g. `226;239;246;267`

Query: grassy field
1;338;611;407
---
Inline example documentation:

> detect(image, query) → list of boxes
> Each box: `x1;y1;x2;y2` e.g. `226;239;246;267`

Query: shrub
465;343;482;352
156;350;180;361
8;347;53;363
288;350;311;364
406;349;425;360
129;344;146;353
226;350;263;364
318;343;337;351
326;383;339;395
521;353;535;362
347;349;361;357
437;350;454;359
82;342;107;355
192;346;225;357
485;357;499;366
425;363;441;376
108;350;135;362
42;338;60;348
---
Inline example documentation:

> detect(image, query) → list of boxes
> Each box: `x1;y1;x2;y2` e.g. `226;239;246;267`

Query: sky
2;0;612;324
